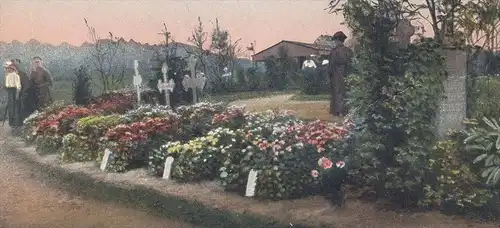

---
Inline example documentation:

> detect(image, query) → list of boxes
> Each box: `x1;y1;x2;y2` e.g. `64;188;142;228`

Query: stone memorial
436;49;468;138
245;169;259;197
394;19;415;48
182;56;206;103
157;62;175;108
162;156;174;180
100;148;113;171
133;60;143;105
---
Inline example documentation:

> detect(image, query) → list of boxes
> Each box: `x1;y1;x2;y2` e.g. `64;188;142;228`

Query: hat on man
332;31;348;42
32;56;42;60
3;61;13;68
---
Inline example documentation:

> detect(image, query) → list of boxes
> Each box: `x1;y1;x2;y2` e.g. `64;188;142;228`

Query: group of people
3;56;53;129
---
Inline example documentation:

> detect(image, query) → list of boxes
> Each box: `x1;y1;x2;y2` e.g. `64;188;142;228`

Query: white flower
220;171;228;178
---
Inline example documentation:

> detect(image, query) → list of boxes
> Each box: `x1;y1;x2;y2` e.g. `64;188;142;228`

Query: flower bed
60;114;127;162
21;92;355;203
102;115;180;172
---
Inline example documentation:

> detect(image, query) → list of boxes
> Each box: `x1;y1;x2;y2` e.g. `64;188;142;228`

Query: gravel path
0;128;196;228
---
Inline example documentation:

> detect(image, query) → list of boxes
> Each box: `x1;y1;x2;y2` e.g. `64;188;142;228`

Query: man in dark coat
29;56;53;111
11;59;33;121
328;31;354;116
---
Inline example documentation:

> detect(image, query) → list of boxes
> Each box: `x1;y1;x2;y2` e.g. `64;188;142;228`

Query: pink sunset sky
0;0;351;53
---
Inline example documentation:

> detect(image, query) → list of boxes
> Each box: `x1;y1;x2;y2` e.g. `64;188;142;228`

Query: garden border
5;135;328;228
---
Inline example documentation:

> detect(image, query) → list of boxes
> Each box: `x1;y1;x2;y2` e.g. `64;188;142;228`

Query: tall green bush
469;77;500;119
300;67;330;95
336;0;447;206
72;65;92;106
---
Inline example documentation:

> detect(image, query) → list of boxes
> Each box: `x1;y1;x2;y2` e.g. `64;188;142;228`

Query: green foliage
264;46;299;90
61;133;95;162
299;67;330;95
464;117;500;187
72;65;92;106
469;77;500;119
175;102;227;139
420;140;492;211
150;135;229;182
245;66;268;91
339;0;447;206
35;135;62;155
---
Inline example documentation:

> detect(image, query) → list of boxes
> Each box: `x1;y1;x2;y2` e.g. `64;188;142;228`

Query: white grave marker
162;156;175;180
100;148;113;171
222;67;232;78
245;169;259;197
157;62;175;108
182;56;206;103
133;60;143;104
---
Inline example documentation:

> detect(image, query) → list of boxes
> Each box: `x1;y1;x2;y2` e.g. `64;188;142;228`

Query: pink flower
318;157;333;169
311;170;319;178
336;161;345;168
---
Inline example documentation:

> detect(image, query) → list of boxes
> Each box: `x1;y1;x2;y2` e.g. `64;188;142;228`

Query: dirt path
0;130;196;228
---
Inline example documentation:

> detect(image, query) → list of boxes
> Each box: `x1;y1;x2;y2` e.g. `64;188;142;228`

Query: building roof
251;36;334;59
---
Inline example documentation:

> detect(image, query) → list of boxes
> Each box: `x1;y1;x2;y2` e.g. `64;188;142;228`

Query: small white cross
182;56;206;103
222;67;232;78
158;62;175;108
133;60;143;104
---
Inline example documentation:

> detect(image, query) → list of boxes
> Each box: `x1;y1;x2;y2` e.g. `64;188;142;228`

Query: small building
251;35;335;65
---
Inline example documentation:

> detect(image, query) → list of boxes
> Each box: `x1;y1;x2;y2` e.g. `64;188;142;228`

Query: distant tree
188;17;209;76
208;18;244;93
72;65;92;105
152;23;190;106
457;0;500;50
84;18;126;94
264;46;297;90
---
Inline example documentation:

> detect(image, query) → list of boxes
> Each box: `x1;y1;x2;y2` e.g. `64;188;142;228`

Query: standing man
328;31;354;117
3;61;22;128
11;59;33;121
29;56;53;111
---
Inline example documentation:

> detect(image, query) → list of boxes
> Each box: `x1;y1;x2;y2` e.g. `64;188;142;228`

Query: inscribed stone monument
394;19;415;48
436;49;468;138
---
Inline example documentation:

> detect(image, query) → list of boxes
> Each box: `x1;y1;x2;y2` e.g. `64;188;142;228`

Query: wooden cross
133;60;143;105
182;56;206;103
157;62;175;108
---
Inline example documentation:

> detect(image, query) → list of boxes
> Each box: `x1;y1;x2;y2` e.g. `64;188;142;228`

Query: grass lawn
201;90;298;103
291;93;329;101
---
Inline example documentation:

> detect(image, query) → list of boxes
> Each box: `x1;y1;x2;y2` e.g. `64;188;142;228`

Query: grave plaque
162;156;174;180
157;62;175;108
245;169;259;197
100;148;113;171
436;49;467;138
